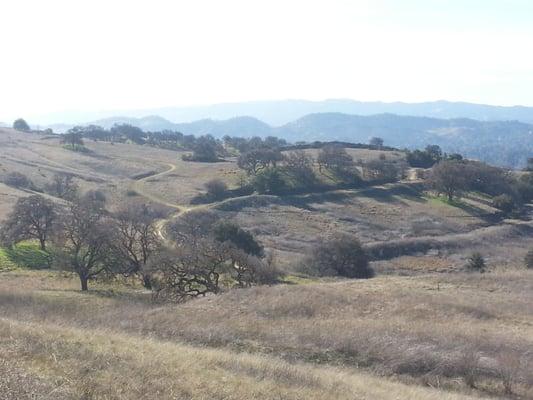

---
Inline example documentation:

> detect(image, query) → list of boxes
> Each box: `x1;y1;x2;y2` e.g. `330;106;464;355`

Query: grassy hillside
1;269;531;398
1;126;532;399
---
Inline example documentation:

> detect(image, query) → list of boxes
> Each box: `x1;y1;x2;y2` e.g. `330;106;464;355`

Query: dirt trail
131;163;533;259
130;162;214;242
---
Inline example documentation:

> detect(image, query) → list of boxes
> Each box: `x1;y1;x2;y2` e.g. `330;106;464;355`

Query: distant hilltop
25;99;533;128
31;111;533;170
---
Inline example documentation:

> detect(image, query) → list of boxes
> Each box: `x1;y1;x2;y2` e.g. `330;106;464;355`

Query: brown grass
1;269;532;398
0;317;485;400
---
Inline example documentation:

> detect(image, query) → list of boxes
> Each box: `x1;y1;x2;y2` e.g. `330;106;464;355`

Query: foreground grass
1;269;532;398
0;317;485;400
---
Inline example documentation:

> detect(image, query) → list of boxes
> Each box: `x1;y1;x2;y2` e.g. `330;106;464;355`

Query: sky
1;0;533;123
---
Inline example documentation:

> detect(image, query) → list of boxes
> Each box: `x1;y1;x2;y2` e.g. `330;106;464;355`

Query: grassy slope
1;270;531;398
0;242;51;271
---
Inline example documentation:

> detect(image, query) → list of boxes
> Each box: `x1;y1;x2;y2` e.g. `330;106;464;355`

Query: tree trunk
80;276;88;291
39;238;46;251
142;274;152;290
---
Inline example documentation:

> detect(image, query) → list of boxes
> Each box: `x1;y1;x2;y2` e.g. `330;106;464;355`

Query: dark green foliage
252;167;286;194
301;234;374;279
184;135;221;162
61;129;85;147
466;252;486;272
214;221;263;257
111;124;146;144
13;118;30;131
406;145;443;168
237;148;283;175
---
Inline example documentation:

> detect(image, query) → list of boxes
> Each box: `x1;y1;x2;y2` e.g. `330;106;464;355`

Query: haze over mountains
18;99;533;169
30;99;533;127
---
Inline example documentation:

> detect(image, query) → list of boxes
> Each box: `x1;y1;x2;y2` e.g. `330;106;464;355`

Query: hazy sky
1;0;533;122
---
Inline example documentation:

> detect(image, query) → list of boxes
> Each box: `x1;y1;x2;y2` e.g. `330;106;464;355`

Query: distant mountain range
30;99;533;127
44;112;532;169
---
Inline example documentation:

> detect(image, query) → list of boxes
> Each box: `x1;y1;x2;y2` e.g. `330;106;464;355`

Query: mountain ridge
43;112;532;169
28;98;533;127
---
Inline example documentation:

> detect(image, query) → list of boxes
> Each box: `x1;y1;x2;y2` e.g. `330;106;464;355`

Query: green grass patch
62;144;90;153
0;241;52;270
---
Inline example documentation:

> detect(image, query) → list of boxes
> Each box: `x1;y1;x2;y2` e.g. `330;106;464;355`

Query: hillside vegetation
1;126;532;399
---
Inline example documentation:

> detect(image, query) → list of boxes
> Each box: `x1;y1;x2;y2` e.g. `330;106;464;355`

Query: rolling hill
49;112;533;168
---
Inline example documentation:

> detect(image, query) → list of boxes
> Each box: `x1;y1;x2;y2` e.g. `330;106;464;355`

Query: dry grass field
1;269;532;398
1;128;533;399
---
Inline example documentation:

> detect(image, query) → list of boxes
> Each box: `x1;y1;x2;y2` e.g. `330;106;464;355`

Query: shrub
204;179;228;200
252;167;286;194
301;233;374;278
492;194;517;214
3;172;33;189
525;249;533;269
466;252;486;272
214;221;263;257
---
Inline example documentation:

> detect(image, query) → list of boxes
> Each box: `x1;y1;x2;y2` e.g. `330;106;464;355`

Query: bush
252;168;286;194
3;172;33;189
214;221;263;257
204;179;228;200
492;194;517;214
300;234;374;278
466;252;486;272
525;249;533;269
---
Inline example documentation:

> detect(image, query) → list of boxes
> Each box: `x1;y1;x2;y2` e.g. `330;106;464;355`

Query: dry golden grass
0;317;486;400
1;269;532;398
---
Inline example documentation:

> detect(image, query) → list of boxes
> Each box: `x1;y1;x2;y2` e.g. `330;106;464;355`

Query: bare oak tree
0;195;57;250
113;203;161;289
55;197;113;291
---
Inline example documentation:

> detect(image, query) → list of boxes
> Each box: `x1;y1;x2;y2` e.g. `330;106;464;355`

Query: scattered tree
112;203;161;289
214;221;263;257
252;167;286;194
369;137;384;148
284;150;316;185
13;118;30;132
45;173;79;200
0;195;56;250
54;196;114;290
185;135;220;162
317;145;354;173
237;148;283;175
428;160;468;201
61;130;85;147
204;179;228;200
301;234;374;278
